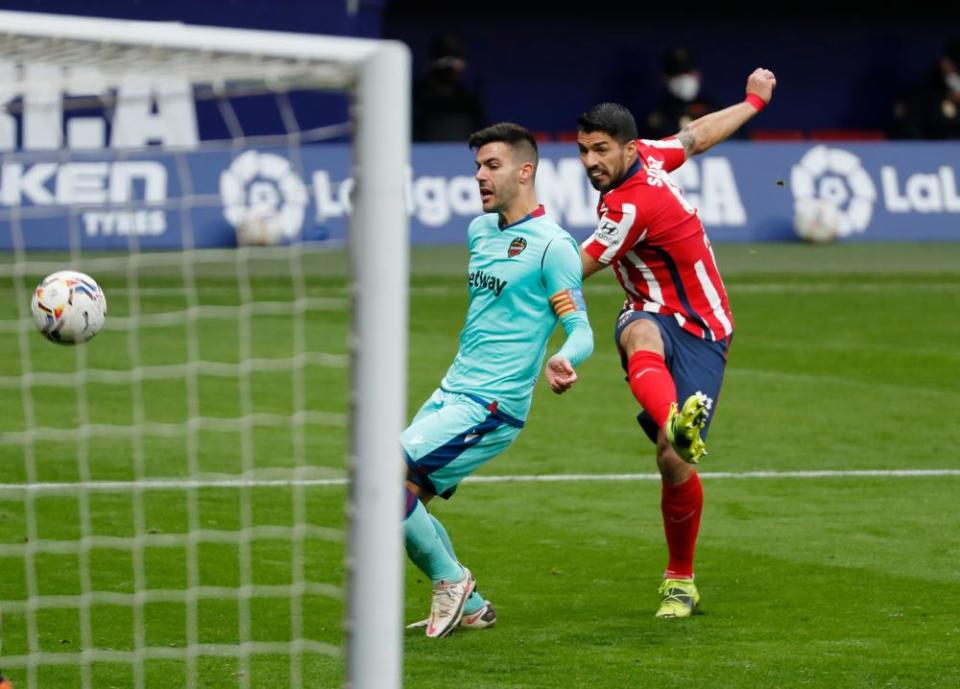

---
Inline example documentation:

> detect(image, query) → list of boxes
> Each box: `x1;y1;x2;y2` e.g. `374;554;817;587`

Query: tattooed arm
676;67;777;157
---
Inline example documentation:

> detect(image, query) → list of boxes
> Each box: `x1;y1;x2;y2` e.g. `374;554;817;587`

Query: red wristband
745;93;766;112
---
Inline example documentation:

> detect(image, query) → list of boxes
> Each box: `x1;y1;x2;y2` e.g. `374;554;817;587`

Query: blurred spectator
891;37;960;139
644;48;739;141
413;33;488;142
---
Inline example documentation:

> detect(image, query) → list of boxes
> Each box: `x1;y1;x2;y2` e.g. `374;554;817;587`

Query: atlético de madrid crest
508;237;527;257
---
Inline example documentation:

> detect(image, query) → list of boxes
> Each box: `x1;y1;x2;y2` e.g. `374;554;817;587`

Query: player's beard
586;160;625;193
587;168;617;193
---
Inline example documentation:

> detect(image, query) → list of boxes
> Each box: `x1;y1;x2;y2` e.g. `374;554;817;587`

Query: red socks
661;472;703;579
627;350;677;429
627;350;700;578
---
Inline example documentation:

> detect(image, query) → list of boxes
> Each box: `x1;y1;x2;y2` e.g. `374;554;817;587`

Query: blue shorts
614;308;730;445
401;388;523;499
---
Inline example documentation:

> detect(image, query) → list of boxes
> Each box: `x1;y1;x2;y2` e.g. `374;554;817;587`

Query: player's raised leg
619;313;709;463
655;322;727;618
616;311;713;617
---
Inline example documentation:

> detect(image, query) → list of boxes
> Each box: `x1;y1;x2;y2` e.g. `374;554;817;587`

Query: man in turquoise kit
402;122;594;638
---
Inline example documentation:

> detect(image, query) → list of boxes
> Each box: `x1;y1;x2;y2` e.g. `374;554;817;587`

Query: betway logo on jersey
468;270;507;297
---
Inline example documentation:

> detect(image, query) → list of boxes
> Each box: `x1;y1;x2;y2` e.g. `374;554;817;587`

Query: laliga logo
220;151;308;245
790;145;877;238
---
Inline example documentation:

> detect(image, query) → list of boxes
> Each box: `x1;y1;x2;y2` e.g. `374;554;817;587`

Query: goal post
0;10;408;689
346;36;408;689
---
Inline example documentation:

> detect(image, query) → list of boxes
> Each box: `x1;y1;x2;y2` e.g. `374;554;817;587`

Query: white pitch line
0;469;958;493
403;282;959;297
468;469;960;482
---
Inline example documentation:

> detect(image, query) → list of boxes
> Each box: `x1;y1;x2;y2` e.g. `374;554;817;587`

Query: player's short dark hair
468;122;539;167
577;103;638;145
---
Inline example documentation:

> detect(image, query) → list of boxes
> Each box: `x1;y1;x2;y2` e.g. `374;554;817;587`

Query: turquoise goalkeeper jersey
440;205;591;422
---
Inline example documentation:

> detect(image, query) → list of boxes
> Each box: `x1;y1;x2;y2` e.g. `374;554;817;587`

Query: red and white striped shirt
581;138;733;342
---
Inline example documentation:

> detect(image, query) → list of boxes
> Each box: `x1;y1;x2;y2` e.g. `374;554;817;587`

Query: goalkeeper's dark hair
468;122;539;168
577;103;638;144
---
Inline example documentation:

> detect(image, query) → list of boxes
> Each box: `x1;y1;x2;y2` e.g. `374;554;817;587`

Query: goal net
0;11;408;689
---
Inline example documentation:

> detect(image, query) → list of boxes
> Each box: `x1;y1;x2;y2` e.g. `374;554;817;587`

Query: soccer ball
793;197;841;243
234;209;286;246
30;270;107;344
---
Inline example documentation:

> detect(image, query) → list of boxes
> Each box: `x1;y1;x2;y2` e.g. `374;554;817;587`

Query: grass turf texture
1;243;958;688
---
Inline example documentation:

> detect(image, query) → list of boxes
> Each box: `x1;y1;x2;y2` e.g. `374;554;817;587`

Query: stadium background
0;3;958;689
1;1;957;133
0;1;958;247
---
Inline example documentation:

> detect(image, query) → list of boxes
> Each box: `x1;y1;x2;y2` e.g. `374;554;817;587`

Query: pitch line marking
0;469;957;492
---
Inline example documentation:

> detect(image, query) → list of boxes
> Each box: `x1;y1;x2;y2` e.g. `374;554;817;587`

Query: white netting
0;14;407;689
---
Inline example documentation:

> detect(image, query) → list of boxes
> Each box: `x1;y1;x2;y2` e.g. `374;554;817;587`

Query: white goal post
0;10;408;689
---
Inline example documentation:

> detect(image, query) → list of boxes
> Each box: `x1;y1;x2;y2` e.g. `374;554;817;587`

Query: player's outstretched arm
676;67;776;157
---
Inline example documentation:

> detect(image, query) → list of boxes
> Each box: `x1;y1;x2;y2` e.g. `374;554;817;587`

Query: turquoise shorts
401;388;524;499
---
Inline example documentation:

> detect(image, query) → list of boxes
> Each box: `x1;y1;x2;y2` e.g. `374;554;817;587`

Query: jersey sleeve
638;137;687;172
543;236;593;368
580;196;645;265
542;236;583;297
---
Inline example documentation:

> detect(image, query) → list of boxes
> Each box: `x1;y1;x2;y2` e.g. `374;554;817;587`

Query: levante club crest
508;237;527;257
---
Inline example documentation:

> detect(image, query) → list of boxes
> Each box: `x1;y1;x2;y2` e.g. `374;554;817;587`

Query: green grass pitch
1;243;958;688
